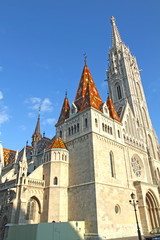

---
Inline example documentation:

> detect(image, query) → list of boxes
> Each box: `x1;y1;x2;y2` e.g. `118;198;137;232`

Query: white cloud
41;98;53;112
28;112;35;118
43;118;56;125
0;111;9;124
25;97;53;113
0;91;3;100
20;125;26;131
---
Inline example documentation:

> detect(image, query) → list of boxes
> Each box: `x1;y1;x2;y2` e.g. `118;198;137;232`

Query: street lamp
129;192;142;240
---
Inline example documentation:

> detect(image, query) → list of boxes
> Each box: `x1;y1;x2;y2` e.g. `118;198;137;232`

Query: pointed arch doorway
146;190;160;230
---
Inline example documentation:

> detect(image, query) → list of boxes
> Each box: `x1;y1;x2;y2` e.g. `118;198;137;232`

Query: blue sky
0;0;160;151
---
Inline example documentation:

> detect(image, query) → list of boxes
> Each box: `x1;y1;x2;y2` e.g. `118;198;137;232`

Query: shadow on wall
7;221;85;240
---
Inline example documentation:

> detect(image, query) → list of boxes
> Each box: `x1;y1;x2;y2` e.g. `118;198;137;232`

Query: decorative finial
43;131;45;138
26;140;28;146
84;52;87;66
65;89;67;98
111;16;116;24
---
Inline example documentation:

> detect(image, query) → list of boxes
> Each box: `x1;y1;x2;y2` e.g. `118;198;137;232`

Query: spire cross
84;52;87;65
65;89;67;98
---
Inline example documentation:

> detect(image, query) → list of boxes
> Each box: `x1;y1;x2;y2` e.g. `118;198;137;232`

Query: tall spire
74;64;103;112
57;92;70;124
110;16;122;48
32;108;42;146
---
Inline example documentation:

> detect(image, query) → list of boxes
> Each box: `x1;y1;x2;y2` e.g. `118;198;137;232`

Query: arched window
54;177;58;185
71;126;74;134
102;123;104;131
146;190;160;230
60;131;62;138
110;127;112;135
157;168;160;179
68;127;71;136
148;135;156;159
74;125;76;133
95;118;98;127
85;118;88;128
117;130;120;138
26;197;41;223
110;151;116;178
77;123;79;132
117;85;122;99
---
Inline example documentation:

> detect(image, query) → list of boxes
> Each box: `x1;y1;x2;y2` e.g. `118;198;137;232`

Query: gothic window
77;123;79;132
148;135;156;158
142;107;149;128
146;190;160;230
54;177;58;185
110;151;116;178
74;125;76;133
60;131;62;138
117;130;120;138
85;118;88;128
110;127;112;135
71;126;74;135
102;123;104;131
157;168;160;179
95;118;98;127
117;85;122;100
68;128;71;136
58;152;60;160
26;197;40;223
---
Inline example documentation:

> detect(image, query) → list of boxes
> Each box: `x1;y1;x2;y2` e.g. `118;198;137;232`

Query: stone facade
0;17;160;240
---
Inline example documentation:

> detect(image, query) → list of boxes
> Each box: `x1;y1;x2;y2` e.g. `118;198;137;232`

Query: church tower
107;17;159;164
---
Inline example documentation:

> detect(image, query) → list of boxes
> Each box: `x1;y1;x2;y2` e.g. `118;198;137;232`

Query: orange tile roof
107;96;121;122
3;148;17;166
57;96;70;124
47;137;67;150
74;65;103;112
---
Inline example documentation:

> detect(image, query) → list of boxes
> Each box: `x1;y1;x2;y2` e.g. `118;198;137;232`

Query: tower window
60;131;62;138
110;151;116;178
68;127;71;136
117;85;122;99
77;123;79;132
117;130;120;138
85;118;88;128
54;177;58;185
95;118;98;127
71;126;73;134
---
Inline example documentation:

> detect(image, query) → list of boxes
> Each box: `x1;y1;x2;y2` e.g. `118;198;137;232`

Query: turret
32;110;42;146
17;147;28;184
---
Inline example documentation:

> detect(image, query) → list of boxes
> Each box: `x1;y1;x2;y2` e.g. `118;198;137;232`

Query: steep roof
3;148;17;166
47;137;67;150
57;96;70;124
74;65;103;112
107;96;121;122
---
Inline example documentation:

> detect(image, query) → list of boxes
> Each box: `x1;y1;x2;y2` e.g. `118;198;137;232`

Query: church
0;17;160;240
